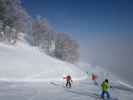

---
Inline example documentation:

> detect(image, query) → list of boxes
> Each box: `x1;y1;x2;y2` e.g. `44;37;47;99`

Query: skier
91;73;98;85
64;75;72;88
101;79;110;99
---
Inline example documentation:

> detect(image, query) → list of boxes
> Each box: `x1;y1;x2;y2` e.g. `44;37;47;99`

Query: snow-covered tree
0;21;4;41
54;32;80;63
0;0;32;44
32;16;55;53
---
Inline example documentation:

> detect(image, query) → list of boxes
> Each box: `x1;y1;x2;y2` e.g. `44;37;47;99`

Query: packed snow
0;66;133;100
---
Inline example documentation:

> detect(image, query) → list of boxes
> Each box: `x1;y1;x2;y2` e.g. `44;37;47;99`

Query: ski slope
0;73;133;100
0;43;133;100
0;42;85;81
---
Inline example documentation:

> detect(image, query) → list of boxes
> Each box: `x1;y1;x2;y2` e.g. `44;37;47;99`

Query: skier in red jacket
91;73;98;85
64;75;73;88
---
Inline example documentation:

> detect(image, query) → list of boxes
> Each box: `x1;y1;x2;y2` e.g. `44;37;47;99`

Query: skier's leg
69;81;71;88
67;81;70;88
106;92;110;99
66;81;68;87
94;80;98;85
101;91;105;99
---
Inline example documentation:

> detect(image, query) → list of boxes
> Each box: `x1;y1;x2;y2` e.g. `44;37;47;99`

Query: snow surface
0;42;133;100
0;42;85;81
0;70;133;100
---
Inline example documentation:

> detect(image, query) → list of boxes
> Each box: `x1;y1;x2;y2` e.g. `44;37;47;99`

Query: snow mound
0;42;86;81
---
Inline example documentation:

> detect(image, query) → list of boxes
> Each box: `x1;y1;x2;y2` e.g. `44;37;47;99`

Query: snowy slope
0;65;133;100
0;43;133;100
0;42;85;81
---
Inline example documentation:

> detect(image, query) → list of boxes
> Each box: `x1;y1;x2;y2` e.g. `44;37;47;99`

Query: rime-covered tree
54;33;80;63
0;0;31;43
32;16;55;53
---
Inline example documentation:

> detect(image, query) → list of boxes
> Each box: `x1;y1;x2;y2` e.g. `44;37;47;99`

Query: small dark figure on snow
64;75;72;88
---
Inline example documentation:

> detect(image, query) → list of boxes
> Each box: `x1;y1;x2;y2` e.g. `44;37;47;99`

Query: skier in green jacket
101;79;110;99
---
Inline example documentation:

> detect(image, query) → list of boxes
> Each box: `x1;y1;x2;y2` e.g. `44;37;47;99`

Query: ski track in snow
0;80;132;100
